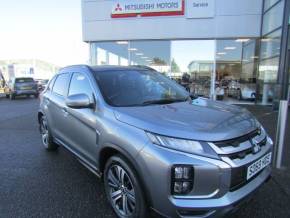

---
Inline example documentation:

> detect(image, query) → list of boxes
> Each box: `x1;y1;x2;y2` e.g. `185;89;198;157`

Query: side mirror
66;94;94;109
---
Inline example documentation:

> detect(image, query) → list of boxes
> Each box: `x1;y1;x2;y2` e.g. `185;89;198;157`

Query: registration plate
247;152;272;180
20;86;32;90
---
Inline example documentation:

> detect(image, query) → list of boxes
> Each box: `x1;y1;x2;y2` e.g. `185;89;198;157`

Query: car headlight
146;132;219;159
260;126;273;144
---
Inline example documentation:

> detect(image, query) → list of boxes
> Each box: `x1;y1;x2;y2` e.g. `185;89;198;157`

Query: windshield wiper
141;98;188;106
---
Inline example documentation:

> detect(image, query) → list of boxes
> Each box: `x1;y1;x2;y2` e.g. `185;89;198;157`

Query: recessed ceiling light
128;48;138;51
261;38;272;42
251;56;259;59
116;41;128;45
224;46;236;50
135;53;143;56
217;52;226;55
141;56;149;59
236;39;250;42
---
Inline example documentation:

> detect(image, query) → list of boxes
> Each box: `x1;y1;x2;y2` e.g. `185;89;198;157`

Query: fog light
174;166;193;179
172;165;194;195
174;182;183;193
173;181;193;194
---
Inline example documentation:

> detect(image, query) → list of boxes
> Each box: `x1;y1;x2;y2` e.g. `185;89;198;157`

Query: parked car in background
38;65;273;218
36;79;49;92
228;80;256;100
5;77;39;100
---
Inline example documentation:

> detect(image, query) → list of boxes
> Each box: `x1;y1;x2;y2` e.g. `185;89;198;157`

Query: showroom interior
83;0;290;106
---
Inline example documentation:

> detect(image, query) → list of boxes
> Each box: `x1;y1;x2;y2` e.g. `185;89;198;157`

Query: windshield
94;70;189;107
15;78;34;83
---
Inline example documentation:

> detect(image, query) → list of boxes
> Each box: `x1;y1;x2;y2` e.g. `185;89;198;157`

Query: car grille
209;128;270;191
213;128;267;162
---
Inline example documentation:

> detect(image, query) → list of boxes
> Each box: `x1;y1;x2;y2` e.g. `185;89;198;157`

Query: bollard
273;100;288;169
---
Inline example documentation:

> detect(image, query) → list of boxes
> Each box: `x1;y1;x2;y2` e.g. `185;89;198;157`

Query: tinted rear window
15;78;34;83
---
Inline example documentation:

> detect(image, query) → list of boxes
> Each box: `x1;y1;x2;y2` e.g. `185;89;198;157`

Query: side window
47;76;56;91
52;73;70;96
68;72;93;99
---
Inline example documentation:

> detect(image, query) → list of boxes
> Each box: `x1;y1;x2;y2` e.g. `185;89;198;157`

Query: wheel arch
99;144;153;207
37;110;44;124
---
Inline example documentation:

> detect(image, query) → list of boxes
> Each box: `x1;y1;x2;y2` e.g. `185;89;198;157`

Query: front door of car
65;72;98;165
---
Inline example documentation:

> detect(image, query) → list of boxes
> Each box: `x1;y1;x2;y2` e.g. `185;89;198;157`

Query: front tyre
104;155;147;218
39;116;58;151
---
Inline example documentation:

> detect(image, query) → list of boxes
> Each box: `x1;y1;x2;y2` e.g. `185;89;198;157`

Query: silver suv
38;65;273;218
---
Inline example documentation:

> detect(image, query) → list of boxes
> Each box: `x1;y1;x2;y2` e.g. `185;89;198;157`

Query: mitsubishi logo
115;3;122;11
251;139;261;154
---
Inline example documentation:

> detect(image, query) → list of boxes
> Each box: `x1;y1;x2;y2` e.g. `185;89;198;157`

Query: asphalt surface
0;98;289;218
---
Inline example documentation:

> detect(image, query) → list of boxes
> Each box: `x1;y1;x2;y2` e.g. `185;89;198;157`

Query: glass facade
262;1;284;35
264;0;280;12
91;39;260;104
258;0;285;105
88;0;289;106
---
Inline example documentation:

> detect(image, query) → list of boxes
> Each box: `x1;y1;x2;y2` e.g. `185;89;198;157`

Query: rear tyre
39;115;58;151
104;155;147;218
34;93;39;99
5;94;9;98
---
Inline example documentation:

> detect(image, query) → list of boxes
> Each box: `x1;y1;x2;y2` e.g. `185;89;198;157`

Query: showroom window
264;0;281;12
258;0;285;105
129;41;171;74
91;41;129;66
171;40;215;98
262;0;284;35
214;39;259;103
90;39;261;103
260;29;282;59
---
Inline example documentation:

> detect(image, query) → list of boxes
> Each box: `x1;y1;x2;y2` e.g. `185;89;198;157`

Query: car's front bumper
137;141;272;218
170;166;271;217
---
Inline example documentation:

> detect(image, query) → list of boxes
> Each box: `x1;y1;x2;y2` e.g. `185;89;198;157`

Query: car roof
60;65;156;74
90;65;157;73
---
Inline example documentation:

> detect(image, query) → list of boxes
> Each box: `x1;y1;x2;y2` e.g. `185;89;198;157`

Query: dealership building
81;0;290;106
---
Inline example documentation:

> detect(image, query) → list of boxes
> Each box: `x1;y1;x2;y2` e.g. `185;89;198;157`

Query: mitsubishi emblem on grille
251;139;261;154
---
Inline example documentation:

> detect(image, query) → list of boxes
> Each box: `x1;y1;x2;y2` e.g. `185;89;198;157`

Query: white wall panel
82;0;263;41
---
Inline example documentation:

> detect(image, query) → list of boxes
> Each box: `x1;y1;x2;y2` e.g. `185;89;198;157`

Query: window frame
47;76;57;91
51;72;70;97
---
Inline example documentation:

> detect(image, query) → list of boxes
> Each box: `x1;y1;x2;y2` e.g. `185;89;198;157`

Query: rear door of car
46;72;71;143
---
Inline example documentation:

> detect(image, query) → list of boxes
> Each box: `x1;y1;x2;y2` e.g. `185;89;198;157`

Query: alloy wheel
40;118;49;148
107;165;136;216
